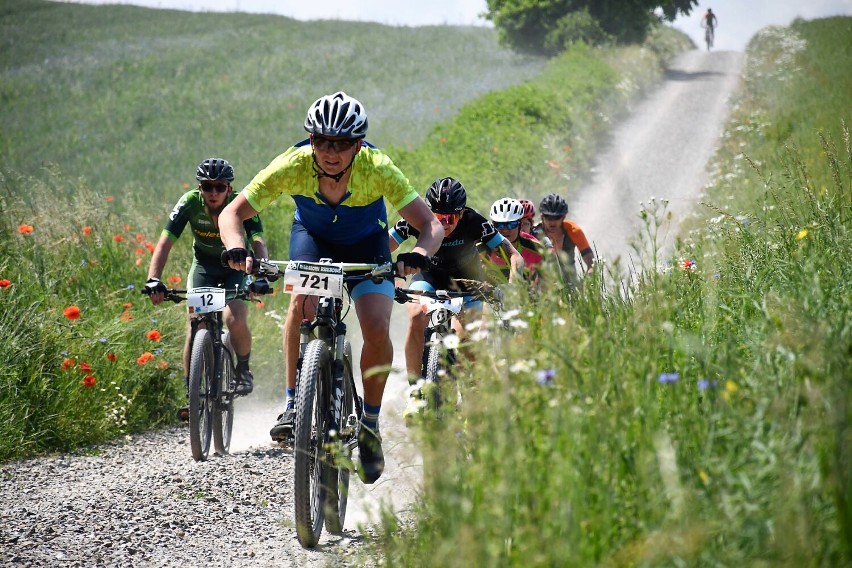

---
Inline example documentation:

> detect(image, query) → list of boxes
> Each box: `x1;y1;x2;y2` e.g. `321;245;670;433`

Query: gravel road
0;48;743;567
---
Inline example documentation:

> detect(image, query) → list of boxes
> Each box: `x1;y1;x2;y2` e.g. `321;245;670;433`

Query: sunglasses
541;214;564;221
435;212;460;225
312;135;358;153
493;220;521;230
200;182;229;194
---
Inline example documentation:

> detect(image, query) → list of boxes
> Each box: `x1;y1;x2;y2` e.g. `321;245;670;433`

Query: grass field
1;1;848;565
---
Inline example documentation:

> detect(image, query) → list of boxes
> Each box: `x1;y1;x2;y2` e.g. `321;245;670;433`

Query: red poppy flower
81;375;96;388
18;224;34;234
120;310;134;322
106;352;117;363
156;360;169;370
105;196;114;202
82;226;93;236
63;306;81;320
166;275;181;284
122;302;133;308
61;357;76;371
146;330;161;341
0;279;11;288
145;243;155;253
79;362;93;373
123;224;131;231
135;233;144;243
113;234;123;243
135;248;144;256
136;352;154;365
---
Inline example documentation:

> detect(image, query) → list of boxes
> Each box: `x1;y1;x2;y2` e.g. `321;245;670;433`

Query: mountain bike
394;280;504;418
142;278;273;461
263;258;394;548
702;23;715;50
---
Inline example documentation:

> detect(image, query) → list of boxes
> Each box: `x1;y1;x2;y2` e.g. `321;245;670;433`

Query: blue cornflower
126;284;135;290
536;368;557;385
98;337;108;344
698;379;718;390
658;372;680;384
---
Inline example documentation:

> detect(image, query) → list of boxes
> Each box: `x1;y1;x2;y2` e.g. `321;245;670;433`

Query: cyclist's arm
147;234;173;281
398;198;442;258
496;239;524;284
220;192;260;272
250;236;269;260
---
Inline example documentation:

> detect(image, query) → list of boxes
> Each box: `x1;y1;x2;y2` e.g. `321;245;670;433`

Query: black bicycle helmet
304;91;368;139
539;193;569;217
425;177;467;213
196;158;234;182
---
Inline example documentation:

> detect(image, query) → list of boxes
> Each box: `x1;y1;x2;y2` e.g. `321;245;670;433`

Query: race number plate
282;261;344;298
187;287;226;314
420;296;463;315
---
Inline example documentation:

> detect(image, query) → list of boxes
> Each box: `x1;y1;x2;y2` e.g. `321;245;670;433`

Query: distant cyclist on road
701;8;718;50
389;177;523;412
218;92;443;484
532;193;594;291
145;158;268;421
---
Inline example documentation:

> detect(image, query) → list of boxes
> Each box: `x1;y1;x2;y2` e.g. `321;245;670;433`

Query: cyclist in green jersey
145;158;268;420
219;93;442;484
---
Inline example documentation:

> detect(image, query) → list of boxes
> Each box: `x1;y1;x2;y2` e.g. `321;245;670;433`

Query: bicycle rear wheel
188;328;214;462
324;341;354;534
294;339;331;548
213;332;234;456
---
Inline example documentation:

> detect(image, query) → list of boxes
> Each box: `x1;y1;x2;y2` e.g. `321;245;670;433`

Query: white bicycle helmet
489;198;524;223
304;91;368;139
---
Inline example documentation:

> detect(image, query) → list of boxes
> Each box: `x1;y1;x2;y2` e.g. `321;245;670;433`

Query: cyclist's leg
404;277;435;383
352;286;394;410
222;269;251;358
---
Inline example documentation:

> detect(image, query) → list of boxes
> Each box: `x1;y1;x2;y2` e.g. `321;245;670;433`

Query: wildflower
725;380;738;393
658;372;680;384
156;360;169;370
442;334;461;350
547;160;560;170
255;301;265;309
439;137;447;144
146;330;162;341
681;259;696;271
698;379;718;390
536;368;557;385
0;279;11;288
120;310;134;322
63;306;81;320
125;284;135;290
61;357;76;371
98;337;108;343
106;352;117;363
552;317;566;326
135;233;144;243
135;248;145;256
82;226;93;236
166;275;181;284
136;352;154;365
123;302;133;308
795;229;808;240
113;234;123;243
105;196;114;202
182;183;190;189
79;362;93;373
153;348;163;355
81;375;97;388
18;224;34;234
698;469;710;484
144;243;155;253
135;258;143;266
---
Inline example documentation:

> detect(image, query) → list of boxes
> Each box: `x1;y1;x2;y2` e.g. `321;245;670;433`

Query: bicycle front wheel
423;334;443;413
213;332;234;456
188;328;215;462
294;339;332;548
324;341;354;534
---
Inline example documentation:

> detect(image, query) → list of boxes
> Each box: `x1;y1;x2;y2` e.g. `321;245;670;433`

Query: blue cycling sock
286;388;296;409
361;402;381;430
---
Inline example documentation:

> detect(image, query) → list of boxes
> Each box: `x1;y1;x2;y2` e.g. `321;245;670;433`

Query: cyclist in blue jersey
145;158;268;421
219;92;442;484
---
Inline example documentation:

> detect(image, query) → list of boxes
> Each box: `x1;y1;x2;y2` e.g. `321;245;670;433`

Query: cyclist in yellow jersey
219;92;442;484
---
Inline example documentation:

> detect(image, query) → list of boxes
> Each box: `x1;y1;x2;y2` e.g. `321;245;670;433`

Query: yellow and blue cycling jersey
242;140;419;244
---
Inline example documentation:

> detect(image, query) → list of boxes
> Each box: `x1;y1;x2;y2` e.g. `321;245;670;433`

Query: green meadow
1;0;848;565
